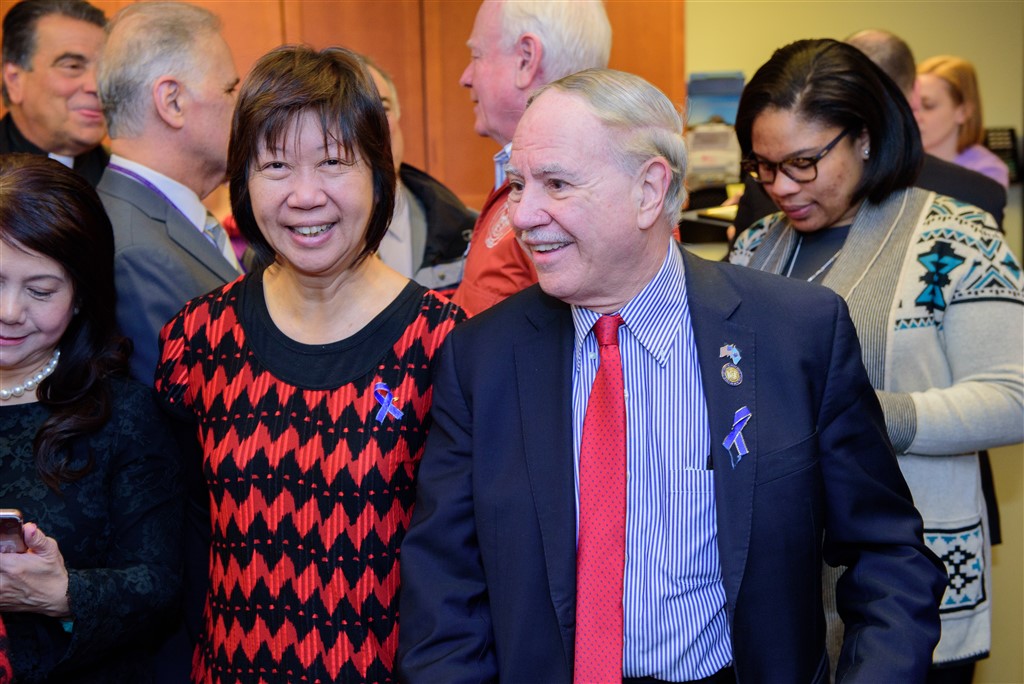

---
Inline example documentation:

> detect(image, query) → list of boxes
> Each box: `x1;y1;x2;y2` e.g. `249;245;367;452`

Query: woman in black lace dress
0;154;183;682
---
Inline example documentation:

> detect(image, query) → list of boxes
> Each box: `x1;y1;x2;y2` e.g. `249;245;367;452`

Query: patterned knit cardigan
731;186;1024;666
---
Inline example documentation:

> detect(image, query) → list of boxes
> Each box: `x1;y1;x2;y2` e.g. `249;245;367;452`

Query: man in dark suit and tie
0;0;108;186
398;69;946;683
96;1;242;384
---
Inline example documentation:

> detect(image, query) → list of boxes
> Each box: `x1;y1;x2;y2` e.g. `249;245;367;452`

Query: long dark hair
0;154;130;490
735;39;922;205
228;45;396;268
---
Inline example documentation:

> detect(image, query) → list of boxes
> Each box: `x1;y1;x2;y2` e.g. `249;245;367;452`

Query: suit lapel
682;250;757;608
101;169;239;282
164;209;240;281
514;292;577;660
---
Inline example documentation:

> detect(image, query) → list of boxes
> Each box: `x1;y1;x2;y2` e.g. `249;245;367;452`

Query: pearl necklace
0;350;61;401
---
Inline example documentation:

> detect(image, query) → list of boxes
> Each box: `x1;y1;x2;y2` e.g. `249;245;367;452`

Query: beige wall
685;1;1022;133
685;3;1023;681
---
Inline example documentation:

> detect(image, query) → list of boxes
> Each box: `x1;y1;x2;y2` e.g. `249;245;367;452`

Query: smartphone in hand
0;508;28;553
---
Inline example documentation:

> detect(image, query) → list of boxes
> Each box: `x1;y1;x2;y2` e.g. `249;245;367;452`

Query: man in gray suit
97;1;241;384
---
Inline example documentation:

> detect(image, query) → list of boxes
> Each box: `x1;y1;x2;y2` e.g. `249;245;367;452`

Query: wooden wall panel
196;0;285;82
422;0;495;210
605;0;686;108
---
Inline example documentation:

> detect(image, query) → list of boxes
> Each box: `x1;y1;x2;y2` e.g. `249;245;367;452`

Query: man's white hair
98;2;220;138
498;0;611;82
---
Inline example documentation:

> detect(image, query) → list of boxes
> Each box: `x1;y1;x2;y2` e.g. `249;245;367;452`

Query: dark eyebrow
50;52;88;66
24;274;67;284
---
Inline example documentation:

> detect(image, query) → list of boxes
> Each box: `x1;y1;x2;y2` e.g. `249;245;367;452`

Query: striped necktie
204;211;242;274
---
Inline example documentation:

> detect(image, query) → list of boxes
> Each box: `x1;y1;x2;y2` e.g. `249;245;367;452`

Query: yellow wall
685;1;1022;131
685;3;1023;681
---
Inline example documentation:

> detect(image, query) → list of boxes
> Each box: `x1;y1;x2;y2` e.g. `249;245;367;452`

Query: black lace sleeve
53;380;184;675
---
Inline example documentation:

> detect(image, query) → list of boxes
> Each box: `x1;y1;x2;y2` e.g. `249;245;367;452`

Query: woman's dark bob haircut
735;38;923;205
228;45;396;267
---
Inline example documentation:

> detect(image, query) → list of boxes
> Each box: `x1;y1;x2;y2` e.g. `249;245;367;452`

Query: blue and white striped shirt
571;244;732;681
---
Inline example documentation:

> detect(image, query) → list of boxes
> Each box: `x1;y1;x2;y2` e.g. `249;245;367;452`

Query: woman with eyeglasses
729;39;1023;684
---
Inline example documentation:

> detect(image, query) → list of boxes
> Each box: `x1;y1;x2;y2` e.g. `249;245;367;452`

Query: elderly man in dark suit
398;69;946;683
96;1;242;384
0;0;108;186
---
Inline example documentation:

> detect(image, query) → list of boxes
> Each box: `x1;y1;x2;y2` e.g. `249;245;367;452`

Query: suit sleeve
816;299;947;683
115;244;207;385
397;332;498;684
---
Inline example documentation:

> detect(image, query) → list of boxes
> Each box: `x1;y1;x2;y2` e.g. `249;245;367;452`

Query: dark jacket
0;113;108;187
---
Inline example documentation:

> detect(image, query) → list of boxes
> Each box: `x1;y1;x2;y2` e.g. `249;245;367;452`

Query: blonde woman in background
916;56;1009;188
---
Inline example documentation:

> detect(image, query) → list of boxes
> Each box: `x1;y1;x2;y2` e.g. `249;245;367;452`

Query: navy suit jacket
98;168;239;384
398;249;945;683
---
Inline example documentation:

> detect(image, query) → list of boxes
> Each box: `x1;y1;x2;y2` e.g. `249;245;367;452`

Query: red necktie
574;314;626;684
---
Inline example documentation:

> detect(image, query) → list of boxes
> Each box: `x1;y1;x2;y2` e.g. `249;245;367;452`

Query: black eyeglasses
741;127;854;184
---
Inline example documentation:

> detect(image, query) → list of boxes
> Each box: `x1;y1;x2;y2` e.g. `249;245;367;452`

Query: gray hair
98;2;220;138
2;0;106;104
498;0;611;82
529;68;688;223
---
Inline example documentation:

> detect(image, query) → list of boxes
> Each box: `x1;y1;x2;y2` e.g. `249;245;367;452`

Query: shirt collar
109;154;208;232
493;143;512;190
47;152;74;169
572;243;688;365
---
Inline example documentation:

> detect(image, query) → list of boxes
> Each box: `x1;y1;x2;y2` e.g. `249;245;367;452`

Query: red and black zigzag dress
155;274;464;683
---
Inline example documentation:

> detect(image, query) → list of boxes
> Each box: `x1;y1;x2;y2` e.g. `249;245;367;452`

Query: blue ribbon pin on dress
723;406;752;468
373;382;404;423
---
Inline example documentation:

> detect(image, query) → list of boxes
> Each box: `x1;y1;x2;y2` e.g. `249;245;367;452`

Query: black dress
0;378;183;683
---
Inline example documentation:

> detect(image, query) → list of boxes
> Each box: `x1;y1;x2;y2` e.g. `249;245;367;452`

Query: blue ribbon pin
722;406;752;468
373;382;404;423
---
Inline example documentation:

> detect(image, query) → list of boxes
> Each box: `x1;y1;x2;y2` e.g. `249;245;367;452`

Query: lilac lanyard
107;163;220;250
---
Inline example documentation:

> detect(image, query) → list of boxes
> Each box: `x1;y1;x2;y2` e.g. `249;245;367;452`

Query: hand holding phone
0;519;71;617
0;509;28;554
